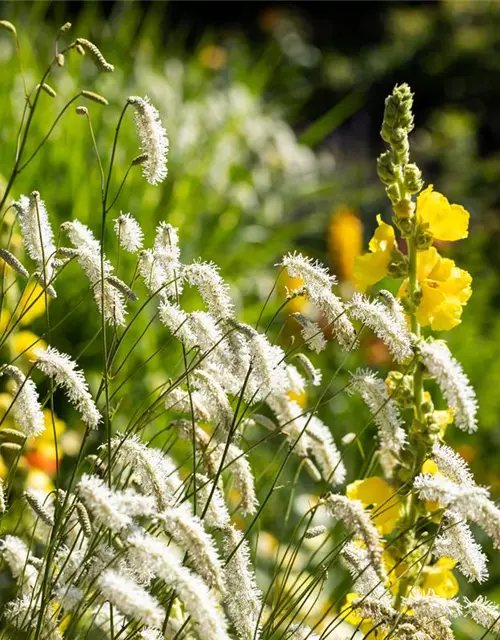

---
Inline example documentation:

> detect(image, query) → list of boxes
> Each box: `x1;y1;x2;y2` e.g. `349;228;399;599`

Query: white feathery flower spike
77;474;155;532
183;261;234;319
92;602;127;635
433;511;488;583
114;212;144;253
293;353;322;387
98;569;165;628
139;222;183;299
1;365;45;437
341;541;388;600
158;505;224;592
0;536;31;580
193;369;234;436
349;368;406;460
293;313;327;353
403;593;462;622
223;524;263;640
431;443;475;486
6;596;62;640
14;191;56;283
349;292;413;363
34;346;101;428
128;96;169;185
420;339;478;433
212;443;258;516
110;434;183;509
325;493;386;583
61;220;127;326
128;532;231;640
196;475;231;529
465;596;500;635
281;252;356;350
304;416;346;486
244;330;288;401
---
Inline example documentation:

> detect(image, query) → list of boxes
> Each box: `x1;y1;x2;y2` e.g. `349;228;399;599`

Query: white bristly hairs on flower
5;595;63;640
14;191;56;283
420;340;478;433
341;542;388;600
464;596;500;635
97;569;165;628
76;474;155;533
239;326;288;401
127;532;231;640
292;313;327;353
158;505;224;592
211;443;258;516
413;473;500;548
193;369;234;437
349;368;406;463
34;346;101;428
223;524;262;640
349;293;413;363
114;212;143;253
325;493;386;583
110;434;183;509
304;415;346;486
61;220;127;326
0;365;45;437
433;511;488;583
430;442;475;486
0;536;32;580
127;96;169;185
292;353;322;387
281;252;356;350
196;474;231;530
304;525;326;539
403;593;462;623
183;261;234;319
165;386;210;422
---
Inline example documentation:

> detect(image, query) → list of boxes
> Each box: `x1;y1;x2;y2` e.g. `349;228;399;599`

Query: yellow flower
25;468;54;493
421;558;459;598
327;206;363;282
342;593;384;638
18;282;49;326
10;330;47;362
0;309;10;333
346;476;402;535
417;185;469;242
399;247;471;331
353;215;395;292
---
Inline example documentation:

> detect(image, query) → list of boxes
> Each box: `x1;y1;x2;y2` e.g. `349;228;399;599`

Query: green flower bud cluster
386;371;414;409
380;83;414;165
387;247;409;279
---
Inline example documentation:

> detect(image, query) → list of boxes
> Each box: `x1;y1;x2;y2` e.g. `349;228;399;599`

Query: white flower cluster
128;95;169;185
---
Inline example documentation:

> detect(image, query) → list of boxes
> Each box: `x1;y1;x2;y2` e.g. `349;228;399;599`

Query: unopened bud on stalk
60;22;72;32
0;428;28;442
81;90;108;105
75;38;114;72
75;106;88;116
75;43;85;56
56;53;65;67
385;182;401;206
132;153;149;166
0;249;29;278
387;248;409;279
404;163;423;194
377;151;400;185
0;20;16;36
414;225;433;250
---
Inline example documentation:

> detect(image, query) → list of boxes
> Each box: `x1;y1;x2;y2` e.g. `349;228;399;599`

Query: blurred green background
1;1;500;637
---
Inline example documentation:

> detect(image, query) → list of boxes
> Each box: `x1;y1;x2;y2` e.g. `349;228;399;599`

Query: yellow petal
368;215;395;253
10;331;47;362
18;282;49;326
353;251;391;292
417;185;469;241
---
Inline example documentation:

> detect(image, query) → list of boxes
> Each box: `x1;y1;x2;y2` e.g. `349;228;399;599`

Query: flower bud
380;83;415;144
387;248;409;279
386;182;401;205
415;225;433;250
393;197;415;220
75;106;88;116
60;22;72;32
56;53;65;67
404;163;423;194
0;20;16;36
377;151;400;185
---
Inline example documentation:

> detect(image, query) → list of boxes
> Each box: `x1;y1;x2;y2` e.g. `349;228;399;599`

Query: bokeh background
1;1;500;637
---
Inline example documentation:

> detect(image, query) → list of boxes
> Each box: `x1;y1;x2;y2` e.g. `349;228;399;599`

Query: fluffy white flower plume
5;595;62;640
293;313;327;354
61;220;127;326
77;474;155;532
281;253;356;350
349;293;413;363
223;524;262;640
98;569;165;628
420;340;477;433
183;261;234;319
128;532;231;640
110;433;183;510
211;443;258;516
128;96;169;185
433;511;488;583
465;595;500;635
158;505;224;592
14;191;56;283
34;346;101;428
431;443;475;486
193;369;234;436
304;416;346;486
349;369;406;462
341;541;388;599
140;222;182;298
0;536;32;580
403;593;462;622
243;328;288;401
1;365;45;437
325;493;386;582
114;212;144;253
414;473;500;548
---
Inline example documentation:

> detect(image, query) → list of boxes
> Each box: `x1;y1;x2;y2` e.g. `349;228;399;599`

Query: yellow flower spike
353;215;395;292
18;282;49;326
399;247;472;331
417;185;469;242
421;558;459;598
327;206;363;283
346;476;402;535
10;330;47;362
